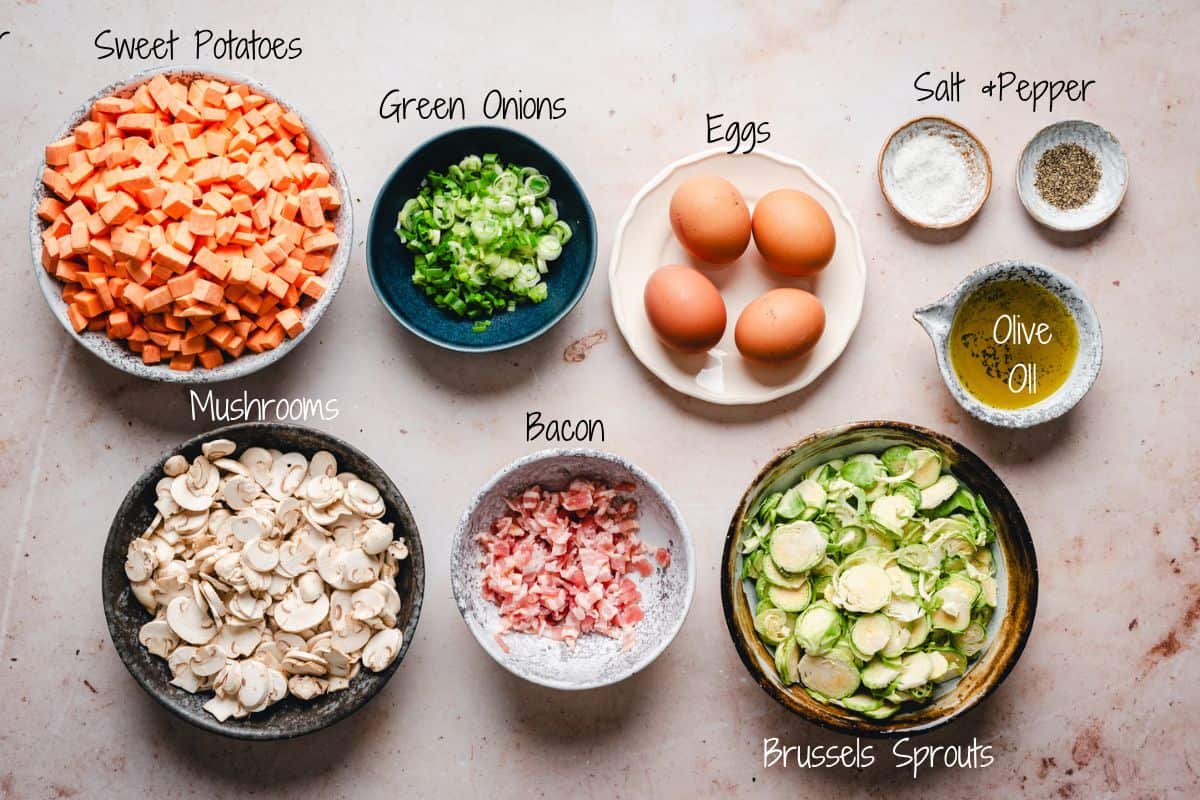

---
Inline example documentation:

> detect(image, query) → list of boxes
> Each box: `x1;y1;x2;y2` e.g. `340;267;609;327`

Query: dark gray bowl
101;422;424;739
366;126;597;352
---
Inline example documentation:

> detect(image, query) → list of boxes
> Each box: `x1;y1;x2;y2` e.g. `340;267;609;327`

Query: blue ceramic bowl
367;126;597;352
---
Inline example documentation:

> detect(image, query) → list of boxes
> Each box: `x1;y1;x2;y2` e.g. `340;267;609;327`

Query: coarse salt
886;132;982;225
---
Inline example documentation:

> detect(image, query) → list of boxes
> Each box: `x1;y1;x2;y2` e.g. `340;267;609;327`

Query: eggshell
751;189;836;277
735;288;826;363
643;265;727;353
669;175;751;265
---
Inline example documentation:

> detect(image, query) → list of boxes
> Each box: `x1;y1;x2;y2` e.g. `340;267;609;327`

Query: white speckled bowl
914;260;1103;428
29;66;352;383
878;116;992;229
1017;120;1128;232
451;449;695;690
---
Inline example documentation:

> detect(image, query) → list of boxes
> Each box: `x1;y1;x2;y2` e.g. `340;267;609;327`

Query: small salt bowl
1017;120;1128;232
878;117;992;229
913;260;1103;428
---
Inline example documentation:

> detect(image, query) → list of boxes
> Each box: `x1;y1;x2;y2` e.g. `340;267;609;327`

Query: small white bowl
1017;120;1128;232
878;116;992;229
450;449;695;690
30;66;352;383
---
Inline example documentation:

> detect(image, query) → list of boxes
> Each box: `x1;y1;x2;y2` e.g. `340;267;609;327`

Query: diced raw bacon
476;479;666;649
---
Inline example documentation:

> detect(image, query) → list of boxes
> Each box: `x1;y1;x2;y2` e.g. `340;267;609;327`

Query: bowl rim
101;421;425;740
1015;119;1129;232
30;64;353;384
365;124;598;353
607;146;868;405
877;115;993;230
450;447;696;689
720;420;1038;737
913;259;1104;428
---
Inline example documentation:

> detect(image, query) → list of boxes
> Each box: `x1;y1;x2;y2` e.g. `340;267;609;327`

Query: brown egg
644;265;727;353
669;175;751;265
751;189;836;276
735;288;826;363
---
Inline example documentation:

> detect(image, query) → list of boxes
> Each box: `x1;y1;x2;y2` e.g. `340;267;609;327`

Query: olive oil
949;280;1078;409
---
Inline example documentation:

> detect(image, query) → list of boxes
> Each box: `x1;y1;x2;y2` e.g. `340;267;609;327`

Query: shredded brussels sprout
741;447;999;720
394;153;572;331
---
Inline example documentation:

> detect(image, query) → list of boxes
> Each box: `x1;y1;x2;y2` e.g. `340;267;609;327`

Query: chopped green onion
394;154;570;329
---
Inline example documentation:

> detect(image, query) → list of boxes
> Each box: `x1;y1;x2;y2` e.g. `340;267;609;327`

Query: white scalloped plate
609;149;867;405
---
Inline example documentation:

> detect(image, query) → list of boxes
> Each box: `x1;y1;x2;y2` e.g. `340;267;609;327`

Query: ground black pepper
1034;143;1101;210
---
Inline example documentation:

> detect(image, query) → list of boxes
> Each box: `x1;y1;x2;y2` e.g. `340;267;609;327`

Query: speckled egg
644;265;727;353
669;175;751;265
751;189;836;277
735;288;826;363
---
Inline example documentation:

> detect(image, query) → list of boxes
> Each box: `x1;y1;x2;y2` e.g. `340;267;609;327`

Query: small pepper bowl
721;421;1038;737
1017;120;1128;232
102;422;425;740
913;260;1103;429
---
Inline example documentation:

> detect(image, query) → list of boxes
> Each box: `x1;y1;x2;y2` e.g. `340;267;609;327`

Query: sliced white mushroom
344;480;385;518
276;540;315;578
296;572;325;604
163;454;189;477
202;695;241;722
227;591;268;622
237;660;271;710
350;587;386;621
269;453;308;500
242;539;280;573
222;475;260;510
240;447;274;488
229;514;265;544
138;620;179;658
288;675;328;700
331;619;371;654
214;622;262;658
212;660;243;697
190;644;229;677
201;439;236;460
130;579;159;613
266;668;288;705
341;548;378;588
360;520;393;555
166;596;217;645
361;629;403;672
304;474;342;510
273;591;330;633
168;646;202;693
281;648;328;676
125;539;158;583
171;474;214;513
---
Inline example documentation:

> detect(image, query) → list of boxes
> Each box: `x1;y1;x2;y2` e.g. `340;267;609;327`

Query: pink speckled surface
0;1;1197;798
